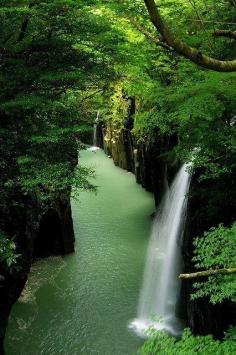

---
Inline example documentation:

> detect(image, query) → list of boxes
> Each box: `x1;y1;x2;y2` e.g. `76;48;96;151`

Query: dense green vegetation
0;0;116;203
0;0;236;354
139;328;236;354
192;223;236;304
0;231;18;269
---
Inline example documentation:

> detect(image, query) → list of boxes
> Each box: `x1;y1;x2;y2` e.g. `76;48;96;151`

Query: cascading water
93;122;98;147
94;111;100;146
131;164;191;337
89;111;100;152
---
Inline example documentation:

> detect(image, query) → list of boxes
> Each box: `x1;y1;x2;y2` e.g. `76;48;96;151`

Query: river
5;149;155;355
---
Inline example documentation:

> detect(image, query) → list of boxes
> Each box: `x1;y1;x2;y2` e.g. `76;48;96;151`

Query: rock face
102;97;179;206
133;136;179;206
0;193;75;354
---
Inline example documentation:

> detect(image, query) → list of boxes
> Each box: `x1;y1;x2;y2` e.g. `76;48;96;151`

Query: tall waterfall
131;165;191;337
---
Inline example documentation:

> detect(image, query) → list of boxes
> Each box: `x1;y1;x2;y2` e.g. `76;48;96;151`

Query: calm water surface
5;149;154;355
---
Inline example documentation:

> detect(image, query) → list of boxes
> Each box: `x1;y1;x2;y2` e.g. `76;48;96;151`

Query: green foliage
0;0;120;206
0;0;124;266
191;223;236;304
0;231;19;269
17;159;96;201
131;67;236;179
139;328;236;355
108;0;236;180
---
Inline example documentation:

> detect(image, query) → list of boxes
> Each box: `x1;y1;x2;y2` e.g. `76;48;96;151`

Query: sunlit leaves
0;0;120;207
191;223;236;303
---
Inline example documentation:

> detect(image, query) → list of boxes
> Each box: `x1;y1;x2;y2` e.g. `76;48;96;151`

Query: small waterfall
93;111;100;147
89;111;100;152
93;122;98;147
131;164;191;337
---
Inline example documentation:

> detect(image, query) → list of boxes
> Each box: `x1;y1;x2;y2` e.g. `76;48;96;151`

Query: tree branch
213;30;236;40
143;0;236;72
179;268;236;279
129;18;173;51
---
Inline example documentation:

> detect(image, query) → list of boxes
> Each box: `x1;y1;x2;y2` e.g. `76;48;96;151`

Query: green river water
5;149;155;355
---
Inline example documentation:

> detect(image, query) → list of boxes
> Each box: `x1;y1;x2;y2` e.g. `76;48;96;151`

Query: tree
0;0;120;203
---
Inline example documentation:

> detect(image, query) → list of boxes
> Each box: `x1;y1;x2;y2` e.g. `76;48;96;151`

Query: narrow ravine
5;149;155;355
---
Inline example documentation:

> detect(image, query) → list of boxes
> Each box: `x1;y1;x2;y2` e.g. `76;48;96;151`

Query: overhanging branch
143;0;236;72
130;18;173;51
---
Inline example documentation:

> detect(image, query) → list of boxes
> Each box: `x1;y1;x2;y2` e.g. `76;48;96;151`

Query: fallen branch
179;268;236;279
186;19;236;26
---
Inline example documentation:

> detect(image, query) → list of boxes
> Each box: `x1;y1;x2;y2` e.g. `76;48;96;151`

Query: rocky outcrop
103;123;135;172
0;193;75;353
134;136;179;206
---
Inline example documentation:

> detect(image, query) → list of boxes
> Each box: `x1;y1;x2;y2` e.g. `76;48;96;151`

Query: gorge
1;1;236;354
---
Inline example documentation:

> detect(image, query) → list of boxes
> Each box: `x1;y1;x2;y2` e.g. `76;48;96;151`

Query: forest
0;0;236;354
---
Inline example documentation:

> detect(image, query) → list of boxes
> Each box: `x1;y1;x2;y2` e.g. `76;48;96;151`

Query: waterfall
130;164;191;337
89;111;100;152
93;111;100;147
93;122;98;147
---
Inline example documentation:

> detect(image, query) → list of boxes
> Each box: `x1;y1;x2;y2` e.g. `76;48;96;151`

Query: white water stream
89;111;100;152
131;165;191;337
